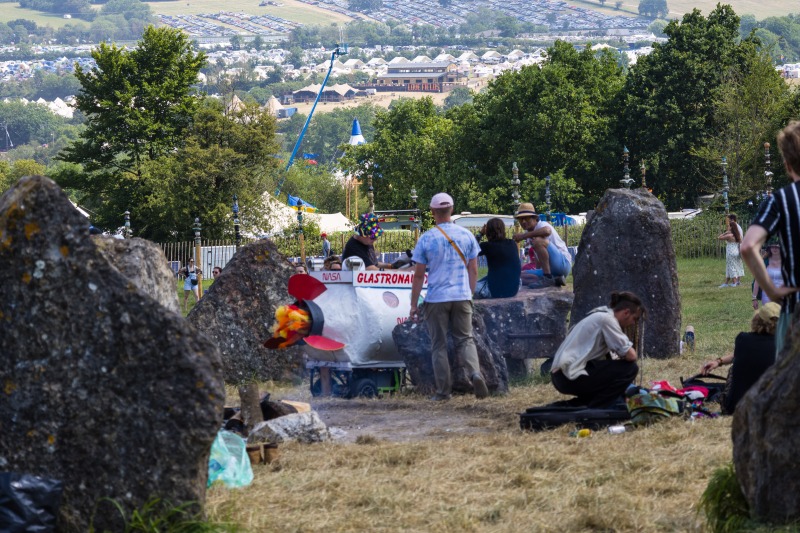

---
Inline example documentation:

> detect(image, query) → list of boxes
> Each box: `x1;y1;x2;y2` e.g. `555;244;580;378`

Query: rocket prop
264;267;426;368
264;274;346;351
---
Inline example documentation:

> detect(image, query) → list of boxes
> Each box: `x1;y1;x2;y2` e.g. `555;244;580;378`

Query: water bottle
608;425;626;434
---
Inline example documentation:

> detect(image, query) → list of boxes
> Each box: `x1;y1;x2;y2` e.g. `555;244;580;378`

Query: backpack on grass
625;391;685;426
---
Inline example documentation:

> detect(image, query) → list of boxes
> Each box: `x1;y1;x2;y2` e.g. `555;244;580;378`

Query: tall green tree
620;5;749;209
466;40;624;211
59;26;205;180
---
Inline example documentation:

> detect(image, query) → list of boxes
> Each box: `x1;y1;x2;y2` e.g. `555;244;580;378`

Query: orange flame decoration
268;304;311;348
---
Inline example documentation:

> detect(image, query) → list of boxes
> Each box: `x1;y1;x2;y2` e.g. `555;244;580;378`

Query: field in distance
144;0;354;26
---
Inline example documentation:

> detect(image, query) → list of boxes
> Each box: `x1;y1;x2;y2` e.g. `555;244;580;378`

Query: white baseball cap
430;192;454;208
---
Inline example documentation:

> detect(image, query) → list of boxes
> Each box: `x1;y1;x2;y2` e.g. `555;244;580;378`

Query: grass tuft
699;463;750;533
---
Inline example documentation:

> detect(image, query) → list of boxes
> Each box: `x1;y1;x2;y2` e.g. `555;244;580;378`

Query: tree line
3;5;799;242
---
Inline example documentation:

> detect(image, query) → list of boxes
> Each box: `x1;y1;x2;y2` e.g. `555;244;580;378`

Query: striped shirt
751;181;800;313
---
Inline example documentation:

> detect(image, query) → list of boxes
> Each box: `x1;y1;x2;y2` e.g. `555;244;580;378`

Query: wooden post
319;367;332;396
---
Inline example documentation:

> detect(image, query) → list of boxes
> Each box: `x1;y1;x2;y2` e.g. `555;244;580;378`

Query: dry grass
207;257;756;531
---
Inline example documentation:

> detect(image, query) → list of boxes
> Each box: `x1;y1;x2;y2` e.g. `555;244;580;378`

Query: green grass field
0;5;98;29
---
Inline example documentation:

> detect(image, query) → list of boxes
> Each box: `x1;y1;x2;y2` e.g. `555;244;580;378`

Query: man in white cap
410;192;489;401
512;202;571;288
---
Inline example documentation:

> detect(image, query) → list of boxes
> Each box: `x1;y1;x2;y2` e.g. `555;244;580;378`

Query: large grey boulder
392;289;572;394
247;411;330;445
570;188;680;358
93;235;180;314
732;315;800;523
0;176;224;533
188;239;303;384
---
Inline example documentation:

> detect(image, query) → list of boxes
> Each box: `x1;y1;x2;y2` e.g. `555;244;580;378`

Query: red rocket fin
288;274;326;301
304;335;345;351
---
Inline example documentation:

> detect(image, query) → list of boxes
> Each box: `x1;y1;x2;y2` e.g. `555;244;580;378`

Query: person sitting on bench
550;291;643;408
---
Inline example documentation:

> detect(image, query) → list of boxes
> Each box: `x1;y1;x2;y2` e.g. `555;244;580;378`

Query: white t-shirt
532;220;571;265
551;306;633;380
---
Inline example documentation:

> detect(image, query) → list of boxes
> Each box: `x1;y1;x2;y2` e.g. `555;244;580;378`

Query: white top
533;220;571;265
551;306;633;380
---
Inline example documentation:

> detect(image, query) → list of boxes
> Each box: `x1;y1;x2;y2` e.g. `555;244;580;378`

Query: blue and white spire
348;118;365;145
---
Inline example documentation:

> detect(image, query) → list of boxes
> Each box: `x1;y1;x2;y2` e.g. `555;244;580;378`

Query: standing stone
732;314;800;523
188;239;303;384
93;235;181;314
393;289;573;394
0;176;224;533
570;188;680;358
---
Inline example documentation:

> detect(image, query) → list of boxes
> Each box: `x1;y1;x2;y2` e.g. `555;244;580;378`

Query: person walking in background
179;258;201;314
752;244;783;309
474;217;521;299
512;202;571;288
410;192;489;401
321;233;331;258
718;213;744;287
741;121;800;356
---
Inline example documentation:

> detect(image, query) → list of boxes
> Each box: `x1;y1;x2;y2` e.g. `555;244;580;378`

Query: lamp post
764;142;773;197
367;172;375;213
193;217;203;297
620;146;633;189
297;200;306;265
511;162;521;216
721;156;729;213
410;187;419;243
232;194;241;251
123;210;131;239
545;174;552;223
640;160;647;189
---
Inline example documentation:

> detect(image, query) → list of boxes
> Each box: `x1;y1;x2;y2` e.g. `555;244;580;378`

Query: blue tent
539;212;577;226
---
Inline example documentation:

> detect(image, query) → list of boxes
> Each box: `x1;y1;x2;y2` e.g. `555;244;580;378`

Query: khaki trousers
423;300;480;396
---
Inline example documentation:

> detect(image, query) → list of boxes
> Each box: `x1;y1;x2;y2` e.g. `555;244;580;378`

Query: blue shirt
412;222;479;303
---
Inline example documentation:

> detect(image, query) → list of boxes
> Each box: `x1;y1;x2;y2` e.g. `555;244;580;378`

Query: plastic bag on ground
0;472;63;532
207;430;254;488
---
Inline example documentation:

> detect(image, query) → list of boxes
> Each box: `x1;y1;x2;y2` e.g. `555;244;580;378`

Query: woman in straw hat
699;302;779;414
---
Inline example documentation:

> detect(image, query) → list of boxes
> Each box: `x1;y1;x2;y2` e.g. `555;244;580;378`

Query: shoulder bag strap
435;225;467;267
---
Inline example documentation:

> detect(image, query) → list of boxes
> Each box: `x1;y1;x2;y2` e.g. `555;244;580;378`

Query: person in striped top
741;121;800;357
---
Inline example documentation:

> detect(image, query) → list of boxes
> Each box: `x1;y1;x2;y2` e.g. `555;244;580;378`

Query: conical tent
349;118;365;145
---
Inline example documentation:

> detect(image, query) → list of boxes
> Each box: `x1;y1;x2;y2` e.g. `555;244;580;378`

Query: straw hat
757;302;780;322
515;202;537;218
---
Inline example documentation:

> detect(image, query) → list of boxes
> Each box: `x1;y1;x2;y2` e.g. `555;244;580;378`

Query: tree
60;26;205;179
467;40;625;211
620;5;747;208
347;0;382;12
443;86;473;110
0;100;64;147
339;97;465;211
638;0;668;18
692;45;797;204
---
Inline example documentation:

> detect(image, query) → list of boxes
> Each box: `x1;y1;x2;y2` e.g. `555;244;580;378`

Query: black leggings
552;358;639;408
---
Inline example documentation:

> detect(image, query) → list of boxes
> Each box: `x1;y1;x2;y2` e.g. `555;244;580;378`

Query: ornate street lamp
620;146;633;189
410;187;419;243
721;156;729;213
232;194;241;251
193;217;203;297
511;162;521;216
640;160;647;189
764;142;773;197
545;174;552;223
297;200;306;265
123;210;131;239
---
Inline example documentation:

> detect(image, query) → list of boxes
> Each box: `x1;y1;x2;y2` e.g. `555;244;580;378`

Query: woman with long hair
474;217;521;299
718;213;745;287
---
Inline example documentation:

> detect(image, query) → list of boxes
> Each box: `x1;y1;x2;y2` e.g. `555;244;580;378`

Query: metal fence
158;217;733;274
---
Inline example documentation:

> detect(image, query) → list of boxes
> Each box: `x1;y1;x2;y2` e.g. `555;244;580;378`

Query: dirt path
308;395;517;443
